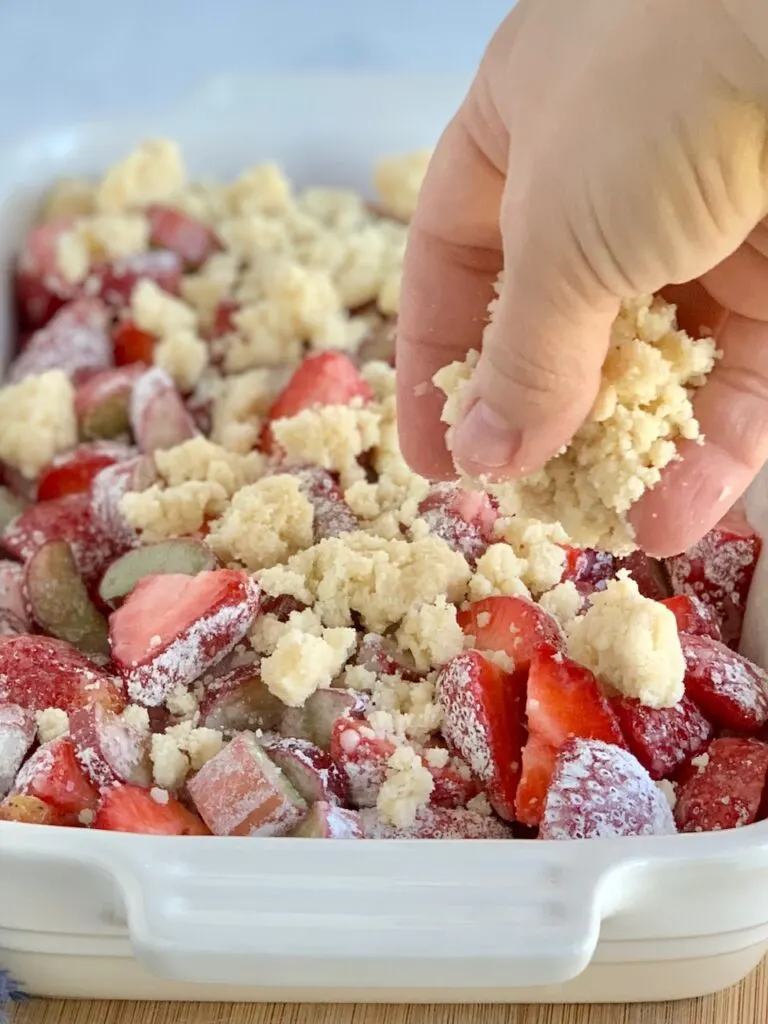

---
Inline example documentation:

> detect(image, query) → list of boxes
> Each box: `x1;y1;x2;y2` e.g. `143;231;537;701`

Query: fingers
699;239;768;320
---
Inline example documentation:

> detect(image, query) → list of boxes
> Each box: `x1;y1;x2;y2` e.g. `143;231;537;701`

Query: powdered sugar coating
437;654;494;784
8;297;113;384
681;634;768;732
359;805;515;839
90;455;157;552
0;704;36;796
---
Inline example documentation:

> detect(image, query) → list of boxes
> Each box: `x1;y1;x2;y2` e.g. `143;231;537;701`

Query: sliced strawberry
93;783;210;835
292;802;363;839
0;703;36;797
13;736;100;823
287;464;358;540
436;650;526;820
147;205;222;270
112;319;156;367
329;717;396;808
209;298;240;339
540;739;677;840
37;441;133;502
561;547;616;590
417;483;499;566
457;595;563;672
359;806;515;839
611;694;713;780
89;454;157;554
109;569;261;706
15;216;82;329
264;736;349;805
69;703;152;789
427;756;479;808
199;663;285;732
75;365;145;441
665;503;762;649
186;732;306;837
0;794;65;825
92;250;182;308
0;634;124;714
675;738;768;833
281;687;369;752
526;645;626;749
680;633;768;733
661;595;722;641
130;367;197;453
515;733;559;827
354;631;423;682
7;297;113;384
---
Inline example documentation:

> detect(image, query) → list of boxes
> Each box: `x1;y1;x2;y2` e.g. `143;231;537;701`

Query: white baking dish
2;72;768;1005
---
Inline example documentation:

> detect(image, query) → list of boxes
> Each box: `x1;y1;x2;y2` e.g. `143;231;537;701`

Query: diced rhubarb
147;206;222;269
359;806;515;839
93;250;182;307
93;783;210;835
665;504;762;648
330;717;395;808
661;595;722;641
0;612;26;639
109;569;261;706
539;739;677;841
75;365;145;441
0;635;124;714
100;538;218;607
7;297;112;384
457;595;563;672
515;733;559;827
89;455;157;554
561;547;616;590
611;694;714;781
680;633;768;733
264;737;349;805
186;732;307;836
129;367;197;453
288;465;358;540
15;216;82;329
0;794;66;825
426;755;479;809
292;802;363;839
436;650;526;820
198;663;285;732
112;319;156;367
354;632;423;682
417;483;499;566
69;703;152;789
0;703;36;796
13;736;100;823
0;560;29;627
0;486;28;535
37;441;133;502
675;738;768;833
1;465;38;504
281;687;369;752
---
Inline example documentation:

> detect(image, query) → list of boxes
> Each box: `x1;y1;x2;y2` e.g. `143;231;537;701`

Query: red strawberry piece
75;364;146;441
0;794;65;825
0;703;36;796
355;631;423;682
426;755;479;809
614;552;671;601
417;483;499;566
92;250;182;307
330;717;396;808
436;650;526;820
540;739;677;840
457;595;563;672
13;736;100;823
69;702;152;790
292;801;363;839
260;593;306;620
610;694;713;781
93;783;210;835
198;663;285;732
264;736;349;805
286;464;358;540
0;560;30;628
187;731;307;836
680;633;768;733
661;595;722;641
37;441;133;502
262;351;374;452
109;569;261;706
209;298;240;339
7;297;113;384
89;454;157;554
515;733;559;827
112;319;156;366
282;687;369;752
3;490;121;587
675;738;768;833
527;645;626;749
665;503;762;649
560;547;616;590
359;806;515;839
15;216;82;329
0;634;124;714
147;205;222;270
130;367;198;453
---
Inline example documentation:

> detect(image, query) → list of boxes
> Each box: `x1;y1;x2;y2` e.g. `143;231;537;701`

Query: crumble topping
260;627;357;707
96;139;186;212
377;745;434;827
0;370;77;479
35;708;69;744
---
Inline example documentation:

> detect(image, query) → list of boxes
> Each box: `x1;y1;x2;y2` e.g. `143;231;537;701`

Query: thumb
450;204;620;479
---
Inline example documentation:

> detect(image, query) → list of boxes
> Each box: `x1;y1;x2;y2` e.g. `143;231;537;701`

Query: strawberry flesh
417;483;499;565
37;441;133;502
611;693;714;780
661;595;722;641
675;737;768;833
113;319;156;366
680;633;768;733
93;783;210;835
458;595;563;672
13;736;100;823
147;205;222;269
7;297;113;385
515;733;559;827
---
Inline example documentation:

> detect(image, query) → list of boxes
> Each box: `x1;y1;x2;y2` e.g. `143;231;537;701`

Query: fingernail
453;400;522;470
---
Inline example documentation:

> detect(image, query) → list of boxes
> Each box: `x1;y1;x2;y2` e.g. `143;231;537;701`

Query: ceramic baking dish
2;72;768;1005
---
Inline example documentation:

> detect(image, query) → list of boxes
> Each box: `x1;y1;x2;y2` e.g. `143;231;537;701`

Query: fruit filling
0;140;766;841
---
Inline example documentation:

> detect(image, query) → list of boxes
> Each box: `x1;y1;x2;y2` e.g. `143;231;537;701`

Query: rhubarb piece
264;737;348;805
99;538;217;607
457;595;563;672
417;483;499;565
291;802;363;839
359;806;515;839
93;250;182;307
198;664;284;733
147;205;222;269
69;702;152;789
129;367;197;453
0;486;27;535
75;365;145;441
280;688;368;752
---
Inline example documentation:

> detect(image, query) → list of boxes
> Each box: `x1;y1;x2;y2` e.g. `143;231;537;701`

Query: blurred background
0;0;511;143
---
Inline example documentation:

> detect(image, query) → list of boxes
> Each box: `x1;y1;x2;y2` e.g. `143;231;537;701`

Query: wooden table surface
10;959;768;1024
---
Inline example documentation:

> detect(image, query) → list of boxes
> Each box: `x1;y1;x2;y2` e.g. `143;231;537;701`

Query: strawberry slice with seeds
130;367;197;453
457;595;563;672
436;650;526;820
665;503;762;649
359;806;515;839
112;319;156;367
329;717;396;808
199;663;285;733
15;216;82;329
69;703;152;790
109;569;261;706
13;736;100;823
93;783;210;835
615;552;671;601
264;736;349;806
7;297;113;384
187;732;307;836
0;703;36;797
147;205;222;270
675;738;768;833
660;595;722;641
426;755;479;809
515;733;559;827
92;250;182;308
292;801;363;839
540;739;677;840
680;633;768;733
611;694;713;780
0;634;124;714
75;365;145;441
37;441;133;502
417;483;499;566
89;454;157;555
